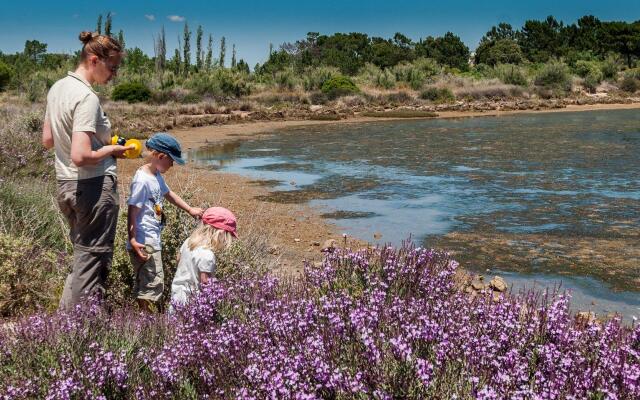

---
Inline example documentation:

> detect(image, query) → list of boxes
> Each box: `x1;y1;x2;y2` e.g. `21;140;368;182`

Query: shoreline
171;101;640;147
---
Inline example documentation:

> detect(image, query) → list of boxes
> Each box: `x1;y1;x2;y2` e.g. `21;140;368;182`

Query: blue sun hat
145;132;185;165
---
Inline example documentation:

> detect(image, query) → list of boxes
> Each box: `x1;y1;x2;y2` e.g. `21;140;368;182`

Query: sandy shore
123;102;640;274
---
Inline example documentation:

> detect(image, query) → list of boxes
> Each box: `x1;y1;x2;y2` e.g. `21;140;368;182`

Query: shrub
583;70;603;93
534;62;572;93
419;86;455;103
600;56;619;80
321;75;359;99
494;64;528;86
619;76;639;93
274;68;300;91
0;108;52;179
376;69;397;89
111;82;152;103
574;60;600;78
0;61;14;91
309;91;329;105
0;233;67;317
384;91;413;104
302;66;340;91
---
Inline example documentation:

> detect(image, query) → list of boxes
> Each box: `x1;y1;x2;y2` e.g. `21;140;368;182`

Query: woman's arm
70;131;132;167
164;190;203;218
42;119;54;149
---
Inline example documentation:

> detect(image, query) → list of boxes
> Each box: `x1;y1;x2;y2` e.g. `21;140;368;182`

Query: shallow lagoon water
189;110;640;321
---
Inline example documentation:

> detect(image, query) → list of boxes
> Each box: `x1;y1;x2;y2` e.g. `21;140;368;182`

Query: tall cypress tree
195;25;203;71
219;36;226;67
205;34;213;70
182;22;191;75
231;44;237;68
117;30;125;49
105;12;113;36
96;14;103;34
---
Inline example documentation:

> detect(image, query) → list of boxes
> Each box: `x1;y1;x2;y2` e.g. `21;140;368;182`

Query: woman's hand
130;238;149;262
111;144;136;158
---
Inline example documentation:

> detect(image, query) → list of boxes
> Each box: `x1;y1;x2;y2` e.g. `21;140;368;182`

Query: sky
1;0;640;68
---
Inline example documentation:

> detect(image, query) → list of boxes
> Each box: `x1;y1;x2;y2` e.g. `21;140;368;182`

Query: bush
534;63;572;93
274;68;300;91
0;108;52;179
309;91;329;105
321;75;359;99
188;70;251;98
419;86;456;103
574;60;600;78
619;76;639;93
376;69;397;89
494;64;528;86
0;233;67;317
583;70;603;93
302;66;340;91
601;57;619;80
111;82;152;103
0;61;14;91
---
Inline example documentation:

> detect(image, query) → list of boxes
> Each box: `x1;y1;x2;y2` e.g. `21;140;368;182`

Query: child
127;132;203;312
170;207;237;307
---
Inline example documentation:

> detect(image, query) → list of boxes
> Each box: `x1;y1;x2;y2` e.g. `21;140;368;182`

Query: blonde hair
187;223;234;252
78;31;122;62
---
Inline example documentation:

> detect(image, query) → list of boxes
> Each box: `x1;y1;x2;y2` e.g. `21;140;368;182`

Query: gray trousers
57;175;119;309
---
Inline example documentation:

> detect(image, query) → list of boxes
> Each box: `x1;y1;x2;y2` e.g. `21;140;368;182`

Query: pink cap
201;207;238;237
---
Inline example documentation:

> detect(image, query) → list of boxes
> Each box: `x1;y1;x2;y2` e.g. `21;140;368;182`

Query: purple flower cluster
1;245;638;399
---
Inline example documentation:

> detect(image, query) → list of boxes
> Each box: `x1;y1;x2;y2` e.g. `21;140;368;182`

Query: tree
125;47;151;74
475;39;523;66
154;26;166;74
519;16;565;62
96;14;102;34
416;32;470;70
205;34;213;70
195;25;203;71
171;48;181;76
235;59;250;74
219;36;226;67
117;30;125;50
600;21;640;68
23;40;47;63
182;22;191;75
105;12;113;37
231;44;236;68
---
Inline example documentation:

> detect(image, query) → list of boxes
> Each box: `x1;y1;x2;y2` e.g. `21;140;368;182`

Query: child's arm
164;190;203;218
199;271;211;285
128;205;149;262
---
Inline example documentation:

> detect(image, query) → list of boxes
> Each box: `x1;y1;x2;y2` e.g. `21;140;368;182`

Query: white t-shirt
171;241;216;306
45;72;116;180
126;168;170;250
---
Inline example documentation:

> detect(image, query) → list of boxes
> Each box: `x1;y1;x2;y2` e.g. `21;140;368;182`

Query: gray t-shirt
45;71;116;180
126;169;170;250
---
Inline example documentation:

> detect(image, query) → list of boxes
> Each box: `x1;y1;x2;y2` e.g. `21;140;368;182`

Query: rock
312;241;320;246
322;239;337;253
576;311;597;324
492;292;502;302
294;238;301;243
489;276;508;292
471;279;486;291
310;105;324;111
373;232;382;240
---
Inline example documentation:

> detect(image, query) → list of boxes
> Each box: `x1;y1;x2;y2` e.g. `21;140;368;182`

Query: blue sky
1;0;640;67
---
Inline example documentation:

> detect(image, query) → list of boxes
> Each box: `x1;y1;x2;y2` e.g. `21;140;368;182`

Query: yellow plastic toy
110;135;142;159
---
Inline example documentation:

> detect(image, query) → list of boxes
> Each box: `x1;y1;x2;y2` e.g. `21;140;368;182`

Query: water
189;110;640;321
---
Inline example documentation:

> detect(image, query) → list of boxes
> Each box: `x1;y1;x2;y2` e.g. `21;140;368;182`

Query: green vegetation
419;87;455;103
111;81;152;103
321;75;359;99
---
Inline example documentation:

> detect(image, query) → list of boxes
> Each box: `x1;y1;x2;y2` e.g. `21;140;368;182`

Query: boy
127;132;203;311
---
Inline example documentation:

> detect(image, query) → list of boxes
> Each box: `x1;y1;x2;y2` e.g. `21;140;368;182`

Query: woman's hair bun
79;31;95;44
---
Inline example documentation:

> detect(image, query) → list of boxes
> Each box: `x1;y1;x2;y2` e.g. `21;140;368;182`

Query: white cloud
167;15;185;22
144;14;156;21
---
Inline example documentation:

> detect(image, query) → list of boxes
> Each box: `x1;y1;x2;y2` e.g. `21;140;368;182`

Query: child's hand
188;206;204;218
130;238;149;262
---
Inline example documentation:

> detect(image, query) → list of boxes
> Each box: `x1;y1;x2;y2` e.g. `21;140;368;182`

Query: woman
42;31;132;308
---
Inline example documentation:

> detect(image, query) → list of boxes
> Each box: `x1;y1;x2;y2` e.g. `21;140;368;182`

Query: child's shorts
128;249;164;302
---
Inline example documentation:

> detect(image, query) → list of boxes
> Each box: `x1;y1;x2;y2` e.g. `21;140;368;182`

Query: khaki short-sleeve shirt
45;71;116;180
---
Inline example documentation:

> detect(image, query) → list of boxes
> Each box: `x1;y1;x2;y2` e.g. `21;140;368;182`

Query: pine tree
154;26;166;74
96;14;103;34
231;44;236;68
205;34;213;70
182;22;191;75
105;12;112;36
172;48;181;76
219;36;226;67
117;30;125;49
195;25;203;71
269;43;273;56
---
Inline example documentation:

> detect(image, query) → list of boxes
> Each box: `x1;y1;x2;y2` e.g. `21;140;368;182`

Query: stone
470;279;486;291
489;276;508;292
576;311;597;324
294;238;301;243
312;241;320;246
373;232;383;240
